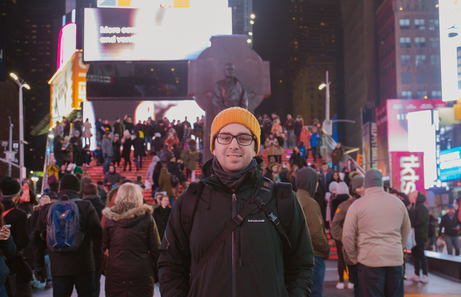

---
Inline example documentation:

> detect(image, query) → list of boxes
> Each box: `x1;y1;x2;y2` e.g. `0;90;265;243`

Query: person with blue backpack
33;174;102;297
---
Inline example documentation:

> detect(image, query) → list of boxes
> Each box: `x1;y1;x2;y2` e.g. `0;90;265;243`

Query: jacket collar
102;204;152;221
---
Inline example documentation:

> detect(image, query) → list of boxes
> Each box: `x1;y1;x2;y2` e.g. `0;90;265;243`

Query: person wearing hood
158;107;314;297
408;191;429;283
342;169;411;297
331;175;364;295
330;181;351;290
296;167;330;297
102;183;161;297
104;164;122;191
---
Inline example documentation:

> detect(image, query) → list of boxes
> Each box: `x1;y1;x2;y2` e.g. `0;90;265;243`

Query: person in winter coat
330;181;351;289
95;118;104;146
428;214;438;251
182;141;199;182
294;116;303;145
152;133;163;157
82;183;106;296
166;156;188;197
103;164;122;191
300;126;311;152
439;204;460;255
102;183;161;297
123;115;134;134
296;167;330;297
407;191;429;283
113;118;124;141
133;131;145;171
83;118;92;146
102;132;114;174
0;177;33;296
309;126;322;162
289;146;307;169
121;130;132;172
331;175;364;296
33;175;103;297
46;159;60;193
331;142;344;171
0;202;17;297
158;107;314;297
112;134;122;168
152;193;171;241
146;155;160;195
264;133;280;163
159;167;175;207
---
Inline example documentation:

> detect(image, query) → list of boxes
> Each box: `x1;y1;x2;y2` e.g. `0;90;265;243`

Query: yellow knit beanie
210;107;261;153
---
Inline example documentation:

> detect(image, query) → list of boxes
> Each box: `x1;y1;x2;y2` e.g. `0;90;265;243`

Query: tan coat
264;138;280;156
342;187;411;267
297;189;330;259
159;168;174;197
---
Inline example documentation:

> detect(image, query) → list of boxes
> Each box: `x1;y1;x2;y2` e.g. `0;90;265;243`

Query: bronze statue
212;63;248;113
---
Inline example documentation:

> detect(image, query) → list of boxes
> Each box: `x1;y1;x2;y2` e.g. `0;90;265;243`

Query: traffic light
357;154;363;166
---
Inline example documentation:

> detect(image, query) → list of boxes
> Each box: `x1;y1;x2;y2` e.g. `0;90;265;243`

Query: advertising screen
98;0;191;8
439;146;461;181
439;0;461;102
83;5;232;62
391;152;425;194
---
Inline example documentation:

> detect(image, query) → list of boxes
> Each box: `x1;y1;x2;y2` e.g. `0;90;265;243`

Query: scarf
212;157;258;190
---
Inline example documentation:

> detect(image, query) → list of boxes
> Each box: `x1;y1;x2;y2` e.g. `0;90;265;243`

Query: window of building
402;72;412;84
417;73;427;83
430;55;440;65
431;90;441;98
415;19;425;29
401;91;412;99
430;37;439;48
415;37;426;47
417;91;428;98
429;19;439;30
401;55;411;66
415;55;426;66
399;19;410;29
431;72;441;83
400;37;411;48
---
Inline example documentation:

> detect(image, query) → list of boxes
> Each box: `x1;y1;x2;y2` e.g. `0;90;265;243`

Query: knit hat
336;182;349;195
329;181;338;194
364;169;383;188
60;174;81;192
350;175;364;192
0;177;22;198
210;107;261;153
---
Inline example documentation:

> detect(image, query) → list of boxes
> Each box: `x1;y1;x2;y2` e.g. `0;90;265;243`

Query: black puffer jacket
158;157;314;297
408;192;429;240
102;204;161;297
153;206;171;239
33;189;102;276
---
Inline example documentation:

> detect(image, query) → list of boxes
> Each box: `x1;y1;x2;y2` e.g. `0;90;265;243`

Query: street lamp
10;72;30;183
318;71;331;121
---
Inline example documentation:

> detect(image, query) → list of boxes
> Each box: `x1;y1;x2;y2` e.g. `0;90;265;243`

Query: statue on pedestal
212;63;248;113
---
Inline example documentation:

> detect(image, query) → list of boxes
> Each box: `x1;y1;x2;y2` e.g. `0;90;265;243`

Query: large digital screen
98;0;191;8
439;0;461;102
83;5;232;62
439;146;461;181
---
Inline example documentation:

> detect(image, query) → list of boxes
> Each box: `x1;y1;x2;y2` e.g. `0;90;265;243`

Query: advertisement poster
391;152;425;194
439;146;461;181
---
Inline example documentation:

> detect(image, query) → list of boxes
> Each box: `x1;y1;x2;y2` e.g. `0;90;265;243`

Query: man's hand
0;228;10;241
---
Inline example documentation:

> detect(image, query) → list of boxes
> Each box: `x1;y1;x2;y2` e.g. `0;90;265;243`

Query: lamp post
318;70;331;121
10;73;30;183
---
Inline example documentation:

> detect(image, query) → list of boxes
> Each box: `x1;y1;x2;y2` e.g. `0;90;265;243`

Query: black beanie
0;177;22;198
60;174;81;192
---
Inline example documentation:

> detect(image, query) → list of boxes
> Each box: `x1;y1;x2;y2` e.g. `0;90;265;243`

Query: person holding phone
0;202;17;297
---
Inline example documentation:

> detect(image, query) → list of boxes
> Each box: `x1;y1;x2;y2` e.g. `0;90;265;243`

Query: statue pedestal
189;35;271;162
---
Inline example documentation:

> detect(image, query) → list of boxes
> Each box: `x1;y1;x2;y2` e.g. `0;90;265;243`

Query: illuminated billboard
57;23;77;70
439;146;461;181
439;0;461;102
98;0;191;8
83;5;232;62
391;152;425;194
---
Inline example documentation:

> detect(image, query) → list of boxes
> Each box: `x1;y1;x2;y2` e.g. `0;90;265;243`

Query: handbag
5;274;15;297
100;249;109;276
405;228;417;250
171;175;180;187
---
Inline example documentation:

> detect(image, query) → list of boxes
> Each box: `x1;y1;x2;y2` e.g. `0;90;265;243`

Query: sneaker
336;282;344;290
407;274;421;282
347;282;354;289
421;275;429;283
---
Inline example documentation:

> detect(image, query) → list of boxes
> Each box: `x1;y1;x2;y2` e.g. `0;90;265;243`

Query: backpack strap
181;181;204;237
275;182;294;242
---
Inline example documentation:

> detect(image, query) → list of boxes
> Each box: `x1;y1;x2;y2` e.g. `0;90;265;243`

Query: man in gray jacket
101;132;113;174
342;169;411;297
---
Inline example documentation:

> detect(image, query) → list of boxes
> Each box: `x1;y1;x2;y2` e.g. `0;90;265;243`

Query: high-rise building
228;0;253;37
289;0;343;125
340;0;380;148
376;0;441;103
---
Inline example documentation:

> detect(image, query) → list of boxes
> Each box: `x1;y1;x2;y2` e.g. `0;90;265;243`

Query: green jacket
158;157;314;297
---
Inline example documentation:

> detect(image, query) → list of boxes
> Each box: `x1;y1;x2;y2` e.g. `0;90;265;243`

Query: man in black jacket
439;204;460;255
158;107;314;297
0;177;33;296
33;175;102;297
408;192;429;283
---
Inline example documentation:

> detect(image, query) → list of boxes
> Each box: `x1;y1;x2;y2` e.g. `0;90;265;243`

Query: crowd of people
0;107;459;297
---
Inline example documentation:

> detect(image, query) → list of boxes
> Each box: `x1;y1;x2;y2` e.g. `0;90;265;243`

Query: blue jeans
53;272;94;297
311;256;326;297
0;284;7;297
445;235;461;255
357;263;404;297
145;136;152;150
134;155;142;171
286;130;295;148
103;157;112;174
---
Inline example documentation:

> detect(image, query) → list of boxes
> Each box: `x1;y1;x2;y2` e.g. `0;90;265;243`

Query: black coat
122;138;132;159
408;193;428;240
133;137;145;157
158;157;314;297
153;206;171;239
439;212;460;237
33;189;103;276
83;194;106;270
166;162;186;182
102;204;161;297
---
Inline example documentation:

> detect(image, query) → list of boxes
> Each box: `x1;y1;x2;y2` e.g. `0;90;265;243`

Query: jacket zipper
232;193;237;297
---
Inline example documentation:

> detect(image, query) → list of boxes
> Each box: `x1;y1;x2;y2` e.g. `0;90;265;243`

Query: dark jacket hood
416;192;426;204
295;167;318;197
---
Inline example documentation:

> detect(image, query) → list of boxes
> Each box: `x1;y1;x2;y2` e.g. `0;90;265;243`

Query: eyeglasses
215;133;255;146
